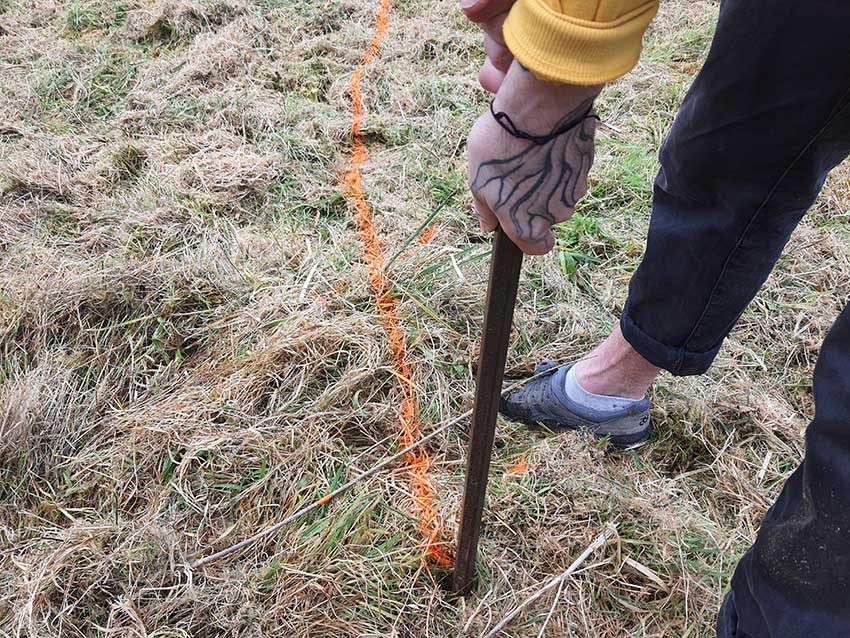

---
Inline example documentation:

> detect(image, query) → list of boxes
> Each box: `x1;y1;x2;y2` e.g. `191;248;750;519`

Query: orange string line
344;0;452;568
506;453;529;476
419;225;438;245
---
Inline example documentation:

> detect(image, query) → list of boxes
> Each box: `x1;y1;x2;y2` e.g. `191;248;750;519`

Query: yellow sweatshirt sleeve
503;0;660;85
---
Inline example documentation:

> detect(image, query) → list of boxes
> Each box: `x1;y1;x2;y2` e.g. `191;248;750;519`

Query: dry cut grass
0;0;848;636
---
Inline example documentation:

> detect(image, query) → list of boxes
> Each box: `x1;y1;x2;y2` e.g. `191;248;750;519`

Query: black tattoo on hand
471;98;596;245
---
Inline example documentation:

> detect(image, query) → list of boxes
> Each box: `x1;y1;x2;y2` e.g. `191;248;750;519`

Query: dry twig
482;525;618;638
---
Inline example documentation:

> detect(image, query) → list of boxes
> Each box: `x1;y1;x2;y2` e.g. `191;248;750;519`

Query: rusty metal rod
453;227;524;594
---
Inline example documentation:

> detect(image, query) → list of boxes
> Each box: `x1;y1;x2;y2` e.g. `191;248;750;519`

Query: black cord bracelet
489;99;599;146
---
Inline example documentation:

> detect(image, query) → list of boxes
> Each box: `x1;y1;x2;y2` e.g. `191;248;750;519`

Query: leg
618;0;850;376
723;303;850;636
577;0;850;396
574;326;659;399
576;0;850;634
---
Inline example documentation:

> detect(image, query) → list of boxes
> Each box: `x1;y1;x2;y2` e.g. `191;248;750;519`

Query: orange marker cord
344;0;451;568
506;453;529;476
419;225;438;245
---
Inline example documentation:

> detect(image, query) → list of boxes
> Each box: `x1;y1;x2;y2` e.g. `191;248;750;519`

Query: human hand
468;61;602;255
460;0;515;93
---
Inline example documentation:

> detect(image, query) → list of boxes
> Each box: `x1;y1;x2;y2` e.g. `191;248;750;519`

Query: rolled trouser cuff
620;310;720;376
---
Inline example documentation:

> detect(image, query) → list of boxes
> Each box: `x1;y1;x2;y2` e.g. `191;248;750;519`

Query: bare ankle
574;327;660;399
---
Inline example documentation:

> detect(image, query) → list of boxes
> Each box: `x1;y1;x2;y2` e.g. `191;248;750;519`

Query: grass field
1;0;849;636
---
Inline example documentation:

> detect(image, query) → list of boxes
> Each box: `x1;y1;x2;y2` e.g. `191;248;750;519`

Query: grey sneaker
500;361;651;448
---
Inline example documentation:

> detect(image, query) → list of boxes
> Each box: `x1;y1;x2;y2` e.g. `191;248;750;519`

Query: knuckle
461;1;490;23
489;49;512;72
478;67;501;94
554;208;574;223
482;19;507;45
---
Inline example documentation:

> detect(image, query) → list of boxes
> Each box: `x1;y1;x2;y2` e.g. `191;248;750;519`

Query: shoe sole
508;413;652;449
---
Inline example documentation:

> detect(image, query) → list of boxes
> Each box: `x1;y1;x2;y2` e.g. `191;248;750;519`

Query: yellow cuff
503;0;659;85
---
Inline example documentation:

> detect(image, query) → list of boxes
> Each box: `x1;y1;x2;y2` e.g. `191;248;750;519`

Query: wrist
492;60;603;134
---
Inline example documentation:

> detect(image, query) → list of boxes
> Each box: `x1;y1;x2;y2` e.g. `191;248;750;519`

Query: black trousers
619;1;850;636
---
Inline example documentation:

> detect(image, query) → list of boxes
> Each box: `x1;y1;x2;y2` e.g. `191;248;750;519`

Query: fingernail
460;0;479;8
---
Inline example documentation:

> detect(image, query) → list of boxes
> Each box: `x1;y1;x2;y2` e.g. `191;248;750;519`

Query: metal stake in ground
453;227;524;594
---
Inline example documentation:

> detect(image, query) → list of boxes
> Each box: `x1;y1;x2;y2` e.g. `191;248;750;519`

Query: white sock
564;365;643;413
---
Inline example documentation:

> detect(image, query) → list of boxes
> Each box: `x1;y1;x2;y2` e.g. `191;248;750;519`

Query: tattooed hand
468;61;602;255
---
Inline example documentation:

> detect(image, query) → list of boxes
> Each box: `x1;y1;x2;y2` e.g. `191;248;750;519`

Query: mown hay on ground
0;0;848;636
